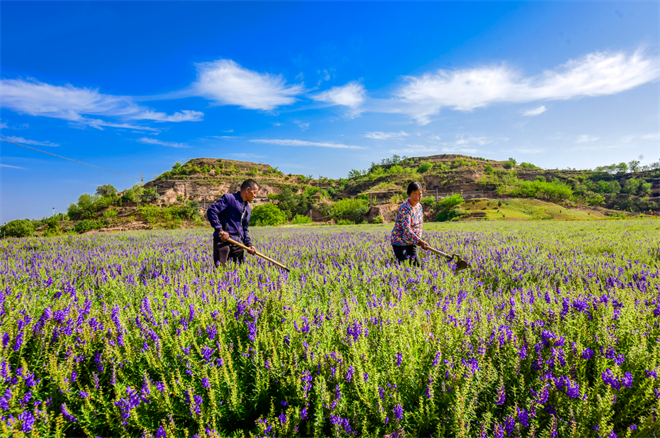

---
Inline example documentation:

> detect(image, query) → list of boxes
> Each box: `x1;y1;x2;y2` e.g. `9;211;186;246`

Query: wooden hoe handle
225;237;290;272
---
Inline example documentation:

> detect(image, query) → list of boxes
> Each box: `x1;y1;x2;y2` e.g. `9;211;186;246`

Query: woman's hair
407;181;423;196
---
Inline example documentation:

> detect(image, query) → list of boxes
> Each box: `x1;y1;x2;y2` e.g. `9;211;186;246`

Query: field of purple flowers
0;220;659;437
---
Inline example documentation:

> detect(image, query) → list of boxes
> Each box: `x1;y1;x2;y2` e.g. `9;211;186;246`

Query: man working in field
207;179;259;267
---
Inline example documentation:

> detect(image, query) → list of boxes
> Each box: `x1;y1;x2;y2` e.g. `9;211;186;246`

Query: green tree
508;157;517;166
1;219;35;238
622;178;640;194
77;194;95;211
96;184;117;197
330;198;369;223
628;160;641;173
250;204;287;226
640;182;652;196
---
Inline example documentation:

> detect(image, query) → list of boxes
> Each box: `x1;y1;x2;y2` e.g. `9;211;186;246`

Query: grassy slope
459;198;607;221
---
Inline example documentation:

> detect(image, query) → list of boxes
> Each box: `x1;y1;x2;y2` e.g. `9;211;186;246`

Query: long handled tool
225;237;290;272
426;246;471;272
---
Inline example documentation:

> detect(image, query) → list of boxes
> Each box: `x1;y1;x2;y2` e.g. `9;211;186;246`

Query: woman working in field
391;181;430;267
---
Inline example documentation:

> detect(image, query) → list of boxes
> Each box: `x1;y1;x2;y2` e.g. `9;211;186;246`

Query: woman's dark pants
392;244;420;267
213;235;245;267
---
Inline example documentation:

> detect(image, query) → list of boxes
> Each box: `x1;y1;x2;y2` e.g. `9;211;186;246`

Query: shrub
484;165;494;174
436;194;465;222
371;215;384;224
1;219;35;238
388;165;405;175
420;197;436;209
74;220;100;234
291;214;312;224
337;219;355;225
330;198;369;223
250;204;287;226
44;216;61;236
417;162;433;173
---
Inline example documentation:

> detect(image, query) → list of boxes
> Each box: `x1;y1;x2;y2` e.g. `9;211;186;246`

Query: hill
7;154;660;236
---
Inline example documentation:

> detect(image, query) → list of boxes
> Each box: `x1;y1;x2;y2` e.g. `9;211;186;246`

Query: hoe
426;246;471;272
225;237;290;272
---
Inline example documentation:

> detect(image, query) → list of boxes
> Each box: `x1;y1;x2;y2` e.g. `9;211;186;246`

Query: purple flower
495;382;506;405
396;353;403;367
622;372;633;388
202;378;210;389
155;425;167;438
61;403;78;422
345;365;353;383
394;404;403;420
582;348;594;360
18;410;35;433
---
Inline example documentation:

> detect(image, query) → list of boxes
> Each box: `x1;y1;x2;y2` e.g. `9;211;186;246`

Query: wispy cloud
390;144;439;154
394;49;658;124
576;135;599;143
294;120;310;131
192;59;304;111
0;78;201;129
250;139;363;149
364;131;409;140
313;81;365;114
0;122;7;130
516;148;544;154
137;137;188;148
2;135;59;147
522;105;547;117
642;133;660;140
0;163;26;169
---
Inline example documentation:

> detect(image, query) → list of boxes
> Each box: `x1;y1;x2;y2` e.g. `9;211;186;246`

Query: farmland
0;220;659;437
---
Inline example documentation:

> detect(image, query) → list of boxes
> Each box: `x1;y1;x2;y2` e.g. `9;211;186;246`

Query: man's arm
207;195;228;232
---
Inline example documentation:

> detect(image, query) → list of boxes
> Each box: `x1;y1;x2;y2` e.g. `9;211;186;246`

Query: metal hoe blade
427;246;471;272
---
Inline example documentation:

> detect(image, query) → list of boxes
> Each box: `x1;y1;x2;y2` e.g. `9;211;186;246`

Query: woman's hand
418;240;430;250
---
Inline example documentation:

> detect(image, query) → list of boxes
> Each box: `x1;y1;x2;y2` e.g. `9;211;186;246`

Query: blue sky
1;1;658;223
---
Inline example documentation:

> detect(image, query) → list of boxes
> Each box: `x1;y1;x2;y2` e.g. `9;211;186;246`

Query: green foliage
417;161;433;173
336;219;355;225
436;194;464;222
103;208;118;219
519;162;539;169
74;219;101;234
388;165;405;175
420;197;436;209
1;219;35;238
330;198;369;223
371;215;384;224
504;178;573;202
484;165;494;174
535;176;546;183
96;184;117;197
586;194;606;206
640;182;652;196
122;184;145;203
502;161;514;169
249;203;287;226
291;214;312;224
622;178;640;195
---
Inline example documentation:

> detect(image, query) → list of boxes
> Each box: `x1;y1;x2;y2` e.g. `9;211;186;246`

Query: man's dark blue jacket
206;192;252;246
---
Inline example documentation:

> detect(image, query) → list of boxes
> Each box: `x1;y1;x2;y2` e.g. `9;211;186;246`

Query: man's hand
219;231;229;241
247;246;257;255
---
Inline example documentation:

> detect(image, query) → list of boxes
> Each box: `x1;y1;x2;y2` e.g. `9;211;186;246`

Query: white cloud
133;110;203;122
137;137;188;148
642;133;660;140
294;120;310;131
364;131;409;140
314;81;365;107
0;163;26;169
390;144;439;154
3;136;59;147
222;129;234;133
313;82;365;115
192;59;304;110
250;139;363;149
576;135;599;143
395;49;658;124
0;122;7;130
452;134;495;147
522;105;547;116
0;78;201;128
